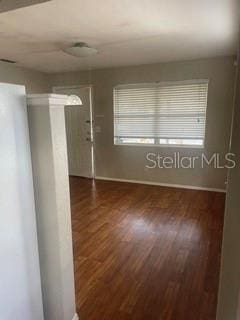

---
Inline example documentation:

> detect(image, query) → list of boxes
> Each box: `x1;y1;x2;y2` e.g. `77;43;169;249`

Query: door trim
52;85;95;178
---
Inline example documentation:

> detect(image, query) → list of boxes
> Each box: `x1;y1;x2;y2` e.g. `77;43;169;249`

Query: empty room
0;1;240;320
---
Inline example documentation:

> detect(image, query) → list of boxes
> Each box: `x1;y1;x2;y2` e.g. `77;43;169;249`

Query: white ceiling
0;0;238;73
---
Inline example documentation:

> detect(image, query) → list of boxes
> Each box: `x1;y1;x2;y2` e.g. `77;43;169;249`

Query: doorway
53;85;94;178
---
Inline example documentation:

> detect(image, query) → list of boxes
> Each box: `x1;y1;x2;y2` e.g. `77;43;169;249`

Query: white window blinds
113;80;208;146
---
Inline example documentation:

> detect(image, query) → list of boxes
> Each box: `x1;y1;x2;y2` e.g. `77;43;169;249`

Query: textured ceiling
0;0;238;73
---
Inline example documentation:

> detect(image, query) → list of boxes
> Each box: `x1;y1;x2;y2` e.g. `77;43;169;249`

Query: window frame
113;79;208;149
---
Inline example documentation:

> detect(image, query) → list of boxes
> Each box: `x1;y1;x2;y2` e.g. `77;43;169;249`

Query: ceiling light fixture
63;42;98;58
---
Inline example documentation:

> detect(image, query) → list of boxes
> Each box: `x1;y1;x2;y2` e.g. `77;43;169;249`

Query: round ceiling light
63;42;98;57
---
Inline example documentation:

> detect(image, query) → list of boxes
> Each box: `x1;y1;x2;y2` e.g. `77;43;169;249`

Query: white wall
0;83;43;320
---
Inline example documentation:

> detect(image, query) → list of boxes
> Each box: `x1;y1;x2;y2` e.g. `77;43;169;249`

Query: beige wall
50;56;236;190
217;52;240;320
0;62;50;93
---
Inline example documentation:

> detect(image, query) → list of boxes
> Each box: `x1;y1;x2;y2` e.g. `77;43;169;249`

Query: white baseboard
95;176;226;193
72;313;79;320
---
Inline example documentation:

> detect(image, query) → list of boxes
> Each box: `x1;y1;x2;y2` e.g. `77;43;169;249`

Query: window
113;80;208;147
66;95;83;106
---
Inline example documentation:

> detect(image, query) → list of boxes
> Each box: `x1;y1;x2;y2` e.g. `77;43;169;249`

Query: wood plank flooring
70;177;225;320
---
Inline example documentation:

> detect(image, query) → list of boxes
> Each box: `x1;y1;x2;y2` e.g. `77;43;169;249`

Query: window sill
114;143;204;149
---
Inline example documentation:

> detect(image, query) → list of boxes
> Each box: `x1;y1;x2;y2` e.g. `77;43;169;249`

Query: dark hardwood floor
70;177;225;320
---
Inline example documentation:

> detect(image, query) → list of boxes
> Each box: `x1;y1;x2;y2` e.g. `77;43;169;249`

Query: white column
27;94;78;320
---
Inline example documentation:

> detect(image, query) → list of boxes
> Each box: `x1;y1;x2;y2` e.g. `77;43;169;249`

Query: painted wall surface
0;83;43;320
0;62;50;93
217;52;240;320
50;56;235;190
